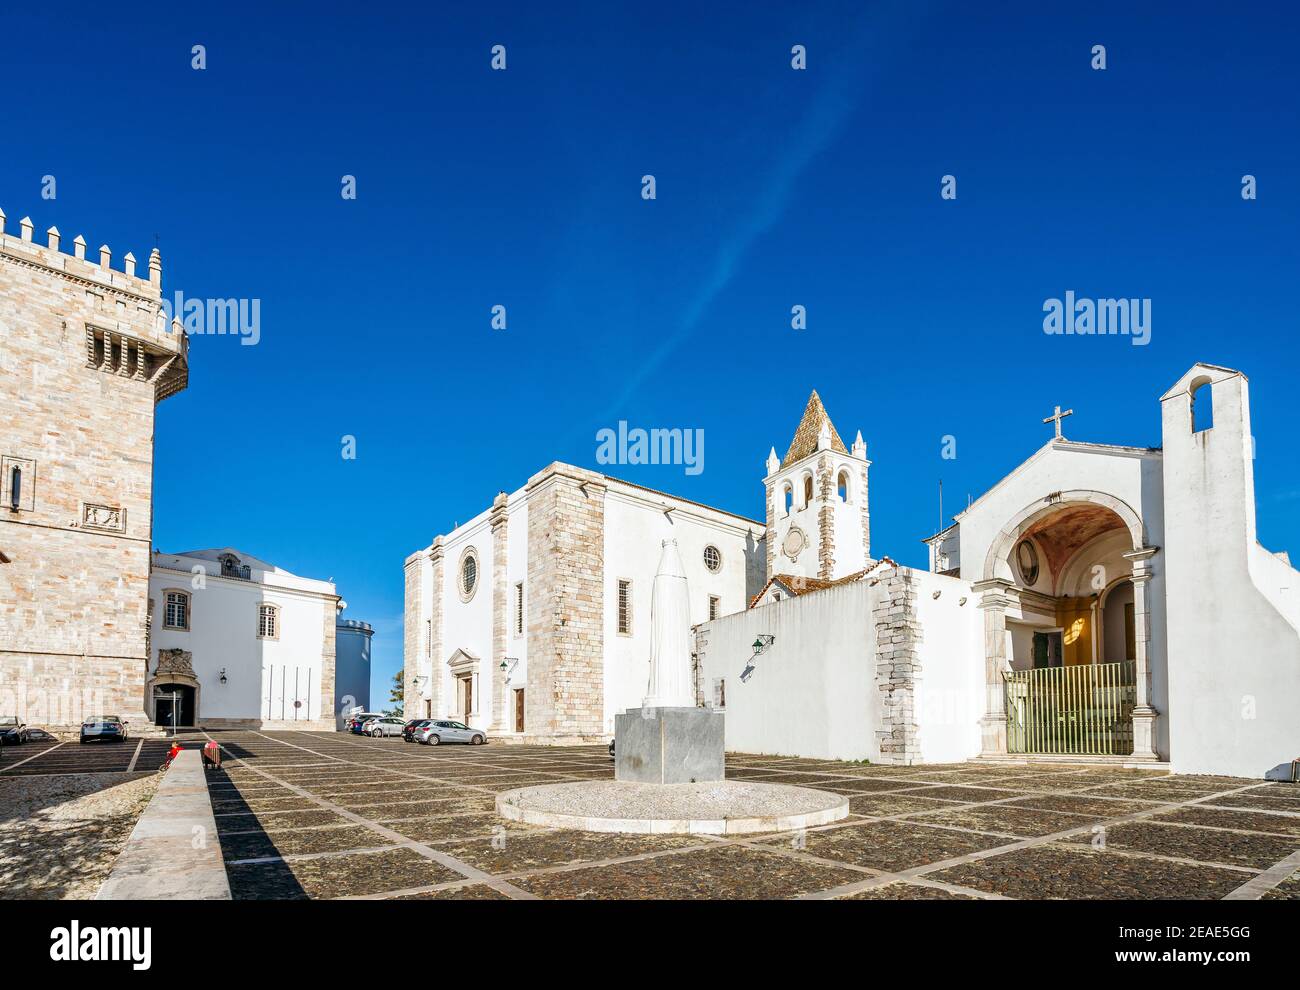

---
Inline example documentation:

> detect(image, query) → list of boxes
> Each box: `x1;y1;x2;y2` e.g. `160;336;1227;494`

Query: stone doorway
154;683;196;728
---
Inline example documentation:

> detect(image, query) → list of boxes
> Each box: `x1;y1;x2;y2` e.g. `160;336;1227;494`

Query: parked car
365;717;406;738
0;716;29;746
345;712;384;734
402;719;431;742
80;715;128;744
415;720;486;746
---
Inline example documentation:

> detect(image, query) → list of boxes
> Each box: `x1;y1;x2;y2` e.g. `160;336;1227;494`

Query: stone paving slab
1062;821;1299;870
929;844;1247;900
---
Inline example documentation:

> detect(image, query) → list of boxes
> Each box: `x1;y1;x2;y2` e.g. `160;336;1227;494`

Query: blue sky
3;2;1298;704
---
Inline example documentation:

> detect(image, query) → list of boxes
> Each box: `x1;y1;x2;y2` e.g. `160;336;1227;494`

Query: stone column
402;551;424;721
427;538;445;719
489;493;509;733
873;566;923;764
1123;546;1160;760
816;454;835;579
973;578;1013;757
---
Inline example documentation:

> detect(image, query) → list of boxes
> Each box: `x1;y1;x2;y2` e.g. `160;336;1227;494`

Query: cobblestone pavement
194;731;1300;901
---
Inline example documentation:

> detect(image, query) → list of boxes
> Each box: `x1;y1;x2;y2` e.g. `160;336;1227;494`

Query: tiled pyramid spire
782;390;847;467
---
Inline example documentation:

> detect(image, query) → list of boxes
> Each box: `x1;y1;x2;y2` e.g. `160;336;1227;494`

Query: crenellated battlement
0;205;163;301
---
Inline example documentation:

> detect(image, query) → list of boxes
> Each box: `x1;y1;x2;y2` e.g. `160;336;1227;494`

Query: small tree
387;668;404;715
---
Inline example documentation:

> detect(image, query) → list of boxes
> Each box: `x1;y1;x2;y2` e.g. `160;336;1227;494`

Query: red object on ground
202;740;221;770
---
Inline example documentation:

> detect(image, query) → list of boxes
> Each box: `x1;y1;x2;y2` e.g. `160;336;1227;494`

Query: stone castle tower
0;208;188;730
763;390;871;582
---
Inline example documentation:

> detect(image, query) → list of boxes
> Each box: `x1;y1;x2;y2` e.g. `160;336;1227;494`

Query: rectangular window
712;678;726;710
708;595;721;621
164;592;189;630
515;581;524;636
258;605;278;639
617;579;632;635
426;619;431;657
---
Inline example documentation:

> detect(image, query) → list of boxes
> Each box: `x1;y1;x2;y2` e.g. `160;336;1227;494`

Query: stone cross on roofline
1043;404;1073;439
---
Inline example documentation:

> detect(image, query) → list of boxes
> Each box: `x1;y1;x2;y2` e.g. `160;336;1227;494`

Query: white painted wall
1161;367;1300;779
437;511;493;729
698;581;879;761
910;569;984;764
149;549;335;727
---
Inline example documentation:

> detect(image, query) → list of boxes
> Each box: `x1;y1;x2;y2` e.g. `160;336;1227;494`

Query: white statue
643;539;694;708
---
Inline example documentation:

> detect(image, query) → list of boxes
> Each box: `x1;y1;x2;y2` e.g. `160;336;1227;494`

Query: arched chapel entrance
972;491;1160;761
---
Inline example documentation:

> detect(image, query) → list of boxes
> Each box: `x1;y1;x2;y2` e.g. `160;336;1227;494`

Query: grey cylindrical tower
334;619;374;729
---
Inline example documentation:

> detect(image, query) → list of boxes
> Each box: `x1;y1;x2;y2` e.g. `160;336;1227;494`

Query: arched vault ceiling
1023;505;1127;582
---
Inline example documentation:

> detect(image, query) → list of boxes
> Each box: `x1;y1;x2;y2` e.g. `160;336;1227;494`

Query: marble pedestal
615;706;724;784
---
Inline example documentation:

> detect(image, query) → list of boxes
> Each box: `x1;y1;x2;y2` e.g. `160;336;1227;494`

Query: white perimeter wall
698;582;878;761
909;569;984;764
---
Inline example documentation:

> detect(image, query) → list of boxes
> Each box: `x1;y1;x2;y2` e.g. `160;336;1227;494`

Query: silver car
416;720;486;746
364;716;406;738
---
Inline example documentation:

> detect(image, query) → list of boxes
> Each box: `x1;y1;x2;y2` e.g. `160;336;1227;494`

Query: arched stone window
782;483;793;515
837;469;851;503
802;473;814;507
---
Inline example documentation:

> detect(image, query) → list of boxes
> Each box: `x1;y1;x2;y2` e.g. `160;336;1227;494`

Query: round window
459;548;479;601
703;545;721;573
1015;540;1040;585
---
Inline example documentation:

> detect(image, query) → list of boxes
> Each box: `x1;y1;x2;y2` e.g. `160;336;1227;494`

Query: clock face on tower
783;527;807;560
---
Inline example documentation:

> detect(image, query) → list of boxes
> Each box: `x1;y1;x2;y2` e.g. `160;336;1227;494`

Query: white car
364;717;406;738
416;720;486;746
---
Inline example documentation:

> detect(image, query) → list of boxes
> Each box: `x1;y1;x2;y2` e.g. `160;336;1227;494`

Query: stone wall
525;463;606;742
319;594;337;725
873;566;923;764
402;551;423;719
489;493;509;731
0;214;186;730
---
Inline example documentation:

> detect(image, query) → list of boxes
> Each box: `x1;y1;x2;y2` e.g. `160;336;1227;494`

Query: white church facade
403;464;765;741
405;364;1299;779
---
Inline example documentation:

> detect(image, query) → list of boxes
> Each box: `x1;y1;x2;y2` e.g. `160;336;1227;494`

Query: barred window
164;591;190;630
515;581;525;636
712;678;726;709
703;545;721;573
257;603;279;639
459;548;479;602
708;595;721;621
617;579;631;635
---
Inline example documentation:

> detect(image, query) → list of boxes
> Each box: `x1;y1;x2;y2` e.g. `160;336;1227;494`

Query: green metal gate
1004;661;1136;756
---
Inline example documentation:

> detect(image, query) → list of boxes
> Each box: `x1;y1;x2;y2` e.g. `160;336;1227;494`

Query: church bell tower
763;391;871;582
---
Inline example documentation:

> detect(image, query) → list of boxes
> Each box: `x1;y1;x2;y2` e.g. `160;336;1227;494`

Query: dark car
402;719;431;742
80;715;128;744
0;716;29;746
345;712;384;734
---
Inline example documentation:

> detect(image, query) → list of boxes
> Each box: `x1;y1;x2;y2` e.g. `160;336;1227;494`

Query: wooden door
462;675;473;722
514;689;525;732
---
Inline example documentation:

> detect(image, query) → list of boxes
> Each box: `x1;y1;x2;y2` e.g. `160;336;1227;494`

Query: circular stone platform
496;780;849;835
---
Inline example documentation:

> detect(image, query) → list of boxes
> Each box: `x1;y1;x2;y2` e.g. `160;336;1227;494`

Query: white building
148;548;342;730
701;364;1300;779
403;464;765;742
